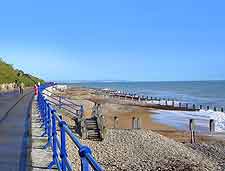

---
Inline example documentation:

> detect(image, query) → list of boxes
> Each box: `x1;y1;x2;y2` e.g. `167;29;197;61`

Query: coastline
59;86;223;143
54;86;225;170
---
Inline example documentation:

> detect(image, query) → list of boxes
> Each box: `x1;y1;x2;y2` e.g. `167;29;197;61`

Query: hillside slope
0;58;44;86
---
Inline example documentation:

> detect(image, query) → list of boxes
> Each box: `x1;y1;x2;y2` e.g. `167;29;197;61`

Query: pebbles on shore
66;128;224;171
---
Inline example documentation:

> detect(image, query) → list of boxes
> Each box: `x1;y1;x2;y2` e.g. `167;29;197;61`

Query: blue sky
1;0;225;81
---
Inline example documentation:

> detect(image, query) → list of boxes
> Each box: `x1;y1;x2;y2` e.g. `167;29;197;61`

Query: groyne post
179;103;181;108
209;119;215;136
192;104;196;110
207;106;210;110
172;100;175;107
189;119;196;144
132;117;141;129
200;105;202;110
186;104;188;110
214;107;217;112
221;107;224;112
114;116;118;129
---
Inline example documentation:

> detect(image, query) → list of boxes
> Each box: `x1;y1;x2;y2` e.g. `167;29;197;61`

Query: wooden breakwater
96;89;224;112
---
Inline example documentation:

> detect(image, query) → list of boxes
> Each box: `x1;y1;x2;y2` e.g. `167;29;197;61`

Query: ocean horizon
64;80;225;108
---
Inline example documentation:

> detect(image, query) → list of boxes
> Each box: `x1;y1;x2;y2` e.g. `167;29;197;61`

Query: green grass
0;58;44;86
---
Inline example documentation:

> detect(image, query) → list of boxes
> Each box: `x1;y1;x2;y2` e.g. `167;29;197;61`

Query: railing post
79;146;92;171
41;99;48;137
59;120;67;171
48;110;58;169
44;102;52;149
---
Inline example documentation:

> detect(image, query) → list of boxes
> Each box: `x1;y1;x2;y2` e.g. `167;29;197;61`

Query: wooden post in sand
207;106;210;110
172;100;175;107
189;119;196;144
132;117;141;129
213;107;217;111
114;116;118;129
186;103;188;110
209;119;215;136
199;105;202;110
192;104;196;110
221;107;224;112
132;117;136;129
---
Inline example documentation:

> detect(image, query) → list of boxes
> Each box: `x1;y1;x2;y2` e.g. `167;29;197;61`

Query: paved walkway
30;101;53;171
0;90;33;171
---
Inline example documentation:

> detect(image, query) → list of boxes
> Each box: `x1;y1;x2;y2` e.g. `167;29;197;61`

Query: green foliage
0;58;44;86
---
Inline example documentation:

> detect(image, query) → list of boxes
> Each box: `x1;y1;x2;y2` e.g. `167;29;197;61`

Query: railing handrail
42;93;83;119
44;88;82;107
37;83;104;171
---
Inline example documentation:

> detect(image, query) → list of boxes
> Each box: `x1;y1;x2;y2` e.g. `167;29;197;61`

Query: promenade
0;90;33;171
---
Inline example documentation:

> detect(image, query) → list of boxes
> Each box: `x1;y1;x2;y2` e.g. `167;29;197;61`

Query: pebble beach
66;128;225;171
58;87;225;171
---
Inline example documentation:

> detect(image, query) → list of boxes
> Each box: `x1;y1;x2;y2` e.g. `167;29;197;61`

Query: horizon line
51;79;225;83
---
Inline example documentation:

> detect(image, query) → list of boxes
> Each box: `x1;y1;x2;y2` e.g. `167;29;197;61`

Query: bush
0;58;44;86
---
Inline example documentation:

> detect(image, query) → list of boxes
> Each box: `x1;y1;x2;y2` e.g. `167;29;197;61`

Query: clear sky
1;0;225;81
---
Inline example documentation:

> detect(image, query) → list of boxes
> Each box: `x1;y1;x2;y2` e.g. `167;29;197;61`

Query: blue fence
42;89;83;118
37;83;104;171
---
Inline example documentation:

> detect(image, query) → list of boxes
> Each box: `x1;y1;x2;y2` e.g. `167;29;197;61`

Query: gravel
186;142;225;170
65;127;224;171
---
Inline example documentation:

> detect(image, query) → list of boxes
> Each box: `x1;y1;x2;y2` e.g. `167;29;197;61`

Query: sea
66;81;225;133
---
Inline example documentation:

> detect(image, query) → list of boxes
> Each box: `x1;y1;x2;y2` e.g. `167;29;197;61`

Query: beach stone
63;113;223;171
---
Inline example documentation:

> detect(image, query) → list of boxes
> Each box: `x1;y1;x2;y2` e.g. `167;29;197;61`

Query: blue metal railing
37;83;104;171
42;90;83;118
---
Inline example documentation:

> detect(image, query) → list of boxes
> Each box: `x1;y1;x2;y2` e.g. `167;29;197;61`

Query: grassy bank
0;58;44;86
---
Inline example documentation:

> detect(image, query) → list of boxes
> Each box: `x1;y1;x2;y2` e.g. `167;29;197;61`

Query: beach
51;86;225;170
58;86;223;141
53;88;225;171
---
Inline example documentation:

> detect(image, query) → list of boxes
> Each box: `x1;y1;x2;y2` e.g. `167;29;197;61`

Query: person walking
19;82;24;94
34;84;38;95
21;82;24;94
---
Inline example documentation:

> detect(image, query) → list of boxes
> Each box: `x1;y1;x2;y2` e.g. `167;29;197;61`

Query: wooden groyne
97;89;224;112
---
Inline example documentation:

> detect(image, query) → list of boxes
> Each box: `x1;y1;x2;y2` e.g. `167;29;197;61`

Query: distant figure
19;82;24;94
34;84;38;96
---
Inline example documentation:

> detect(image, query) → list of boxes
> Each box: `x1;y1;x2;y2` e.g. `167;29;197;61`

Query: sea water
67;81;225;132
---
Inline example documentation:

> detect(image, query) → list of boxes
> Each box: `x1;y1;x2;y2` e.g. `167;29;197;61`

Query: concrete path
0;90;33;171
29;101;54;171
